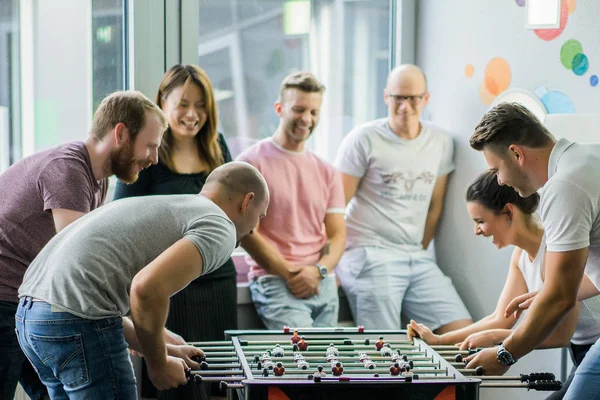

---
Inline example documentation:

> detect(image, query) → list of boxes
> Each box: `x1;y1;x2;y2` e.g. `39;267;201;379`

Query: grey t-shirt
19;194;236;319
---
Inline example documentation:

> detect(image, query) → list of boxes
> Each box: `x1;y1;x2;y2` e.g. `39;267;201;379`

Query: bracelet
436;334;440;345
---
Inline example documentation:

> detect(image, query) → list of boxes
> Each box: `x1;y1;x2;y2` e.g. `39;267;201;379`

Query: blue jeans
565;337;600;399
15;297;137;400
0;300;48;400
249;275;339;329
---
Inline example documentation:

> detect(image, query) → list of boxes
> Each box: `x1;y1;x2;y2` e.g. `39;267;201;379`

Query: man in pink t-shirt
237;71;346;329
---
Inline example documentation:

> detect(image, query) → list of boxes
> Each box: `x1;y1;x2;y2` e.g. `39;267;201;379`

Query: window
17;0;126;158
0;0;20;171
192;0;393;160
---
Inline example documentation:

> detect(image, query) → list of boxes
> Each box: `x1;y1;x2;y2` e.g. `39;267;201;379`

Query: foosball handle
528;380;563;391
191;355;206;363
185;369;202;384
520;372;555;382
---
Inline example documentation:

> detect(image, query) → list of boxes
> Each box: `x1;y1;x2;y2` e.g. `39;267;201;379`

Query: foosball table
185;327;562;400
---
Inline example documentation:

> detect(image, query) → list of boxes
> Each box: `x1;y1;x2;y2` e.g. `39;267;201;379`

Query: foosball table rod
480;380;563;391
188;376;243;383
479;373;556;381
247;355;433;362
219;382;243;390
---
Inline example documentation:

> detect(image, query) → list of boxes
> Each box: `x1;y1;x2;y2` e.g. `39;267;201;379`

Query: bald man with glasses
334;64;472;332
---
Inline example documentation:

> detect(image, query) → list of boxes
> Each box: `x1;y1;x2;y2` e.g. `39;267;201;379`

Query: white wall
415;1;600;398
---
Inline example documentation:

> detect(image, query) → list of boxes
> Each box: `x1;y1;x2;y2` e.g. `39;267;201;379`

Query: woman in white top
408;170;600;398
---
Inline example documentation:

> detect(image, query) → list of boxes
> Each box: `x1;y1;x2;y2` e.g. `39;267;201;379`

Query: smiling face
482;146;537;197
111;111;163;183
161;82;207;141
384;66;429;133
275;88;323;146
467;201;512;249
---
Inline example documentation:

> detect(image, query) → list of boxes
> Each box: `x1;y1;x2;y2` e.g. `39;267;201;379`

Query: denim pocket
29;333;90;390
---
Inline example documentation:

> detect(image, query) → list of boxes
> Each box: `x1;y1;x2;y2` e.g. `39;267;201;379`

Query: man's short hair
470;102;554;153
279;71;325;102
91;90;167;141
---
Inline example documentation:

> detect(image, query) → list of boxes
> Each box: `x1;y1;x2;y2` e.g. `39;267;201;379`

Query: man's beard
109;142;141;184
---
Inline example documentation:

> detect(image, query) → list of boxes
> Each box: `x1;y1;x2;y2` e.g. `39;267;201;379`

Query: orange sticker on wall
484;57;511;96
465;64;475;78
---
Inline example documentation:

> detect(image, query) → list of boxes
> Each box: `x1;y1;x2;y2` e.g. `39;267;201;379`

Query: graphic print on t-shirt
380;169;436;202
381;170;435;192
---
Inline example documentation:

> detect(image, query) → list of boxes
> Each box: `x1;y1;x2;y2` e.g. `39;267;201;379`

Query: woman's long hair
156;64;223;172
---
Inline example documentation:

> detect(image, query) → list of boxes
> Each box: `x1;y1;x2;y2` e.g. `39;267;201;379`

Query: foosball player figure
273;362;285;377
392;352;409;363
390;362;402;376
363;359;376;369
326;343;339;357
272;344;285;357
263;360;275;370
399;361;411;372
380;343;393;357
313;365;327;382
332;361;344;376
359;353;370;363
297;359;310;370
298;336;309;351
290;330;301;344
375;336;385;351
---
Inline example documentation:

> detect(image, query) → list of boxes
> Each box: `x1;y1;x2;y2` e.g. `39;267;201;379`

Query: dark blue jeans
0;300;47;400
15;297;137;399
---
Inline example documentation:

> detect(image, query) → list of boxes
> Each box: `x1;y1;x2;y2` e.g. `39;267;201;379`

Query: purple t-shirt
0;141;108;302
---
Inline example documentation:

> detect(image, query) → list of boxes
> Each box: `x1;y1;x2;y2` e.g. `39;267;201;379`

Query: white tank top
518;234;600;345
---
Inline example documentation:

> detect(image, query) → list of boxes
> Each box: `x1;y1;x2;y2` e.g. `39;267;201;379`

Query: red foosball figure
290;330;301;344
273;362;285;377
332;361;344;376
390;362;401;376
375;336;385;351
298;336;308;351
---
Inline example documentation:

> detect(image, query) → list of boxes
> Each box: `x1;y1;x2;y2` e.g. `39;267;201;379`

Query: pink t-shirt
237;138;345;280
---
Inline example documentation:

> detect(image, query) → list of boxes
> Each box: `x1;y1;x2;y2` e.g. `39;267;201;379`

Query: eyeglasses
385;91;426;105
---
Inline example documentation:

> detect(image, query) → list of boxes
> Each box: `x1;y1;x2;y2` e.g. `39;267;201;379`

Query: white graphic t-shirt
335;118;455;252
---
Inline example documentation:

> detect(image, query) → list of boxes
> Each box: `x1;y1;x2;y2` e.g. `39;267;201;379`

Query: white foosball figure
326;343;339;357
380;343;393;357
363;359;377;369
272;344;285;357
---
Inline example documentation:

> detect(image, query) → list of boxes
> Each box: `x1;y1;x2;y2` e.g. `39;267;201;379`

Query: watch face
318;266;328;279
497;347;514;365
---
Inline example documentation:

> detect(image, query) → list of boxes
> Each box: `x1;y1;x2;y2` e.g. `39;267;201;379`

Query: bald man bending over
16;161;269;399
334;65;472;332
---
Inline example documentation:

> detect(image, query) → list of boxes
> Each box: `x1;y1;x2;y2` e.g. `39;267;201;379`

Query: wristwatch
315;263;328;279
496;343;517;366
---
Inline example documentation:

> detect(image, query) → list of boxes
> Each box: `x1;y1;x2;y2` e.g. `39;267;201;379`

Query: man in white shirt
467;102;600;399
334;65;472;333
